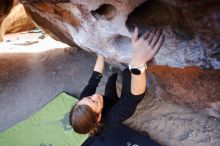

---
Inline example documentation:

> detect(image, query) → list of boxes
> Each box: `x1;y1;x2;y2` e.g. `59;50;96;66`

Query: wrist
94;66;104;74
128;63;147;75
94;56;105;74
130;60;146;67
97;55;105;61
94;64;104;74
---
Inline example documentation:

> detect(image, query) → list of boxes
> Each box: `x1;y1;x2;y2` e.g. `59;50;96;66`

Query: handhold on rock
22;0;220;69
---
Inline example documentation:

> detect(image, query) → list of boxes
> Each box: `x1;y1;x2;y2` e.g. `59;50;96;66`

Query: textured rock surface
0;48;219;146
0;1;218;145
0;0;14;20
21;0;220;69
19;0;220;116
124;94;220;146
0;4;36;41
146;66;220;118
0;0;15;30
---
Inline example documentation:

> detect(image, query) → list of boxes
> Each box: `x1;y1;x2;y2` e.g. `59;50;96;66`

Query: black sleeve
105;90;145;128
79;71;102;100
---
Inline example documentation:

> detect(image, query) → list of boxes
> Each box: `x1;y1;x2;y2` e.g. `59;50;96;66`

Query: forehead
78;97;97;112
78;97;90;105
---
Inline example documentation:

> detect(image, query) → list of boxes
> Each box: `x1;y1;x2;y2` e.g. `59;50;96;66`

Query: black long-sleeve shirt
79;69;145;129
80;69;161;146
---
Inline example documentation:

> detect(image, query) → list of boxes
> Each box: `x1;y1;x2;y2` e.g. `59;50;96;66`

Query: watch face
131;68;141;75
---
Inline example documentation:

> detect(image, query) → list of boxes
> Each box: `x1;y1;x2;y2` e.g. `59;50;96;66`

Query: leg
104;73;119;101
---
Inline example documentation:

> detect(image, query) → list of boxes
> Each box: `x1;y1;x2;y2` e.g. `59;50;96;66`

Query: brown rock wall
124;93;220;146
24;3;79;46
4;0;220;145
21;0;220;69
146;66;220;118
0;3;36;41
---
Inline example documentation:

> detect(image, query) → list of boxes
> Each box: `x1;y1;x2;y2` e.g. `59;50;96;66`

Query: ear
97;112;102;122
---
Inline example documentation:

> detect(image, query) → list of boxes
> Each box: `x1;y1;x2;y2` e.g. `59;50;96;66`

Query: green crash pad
0;92;88;146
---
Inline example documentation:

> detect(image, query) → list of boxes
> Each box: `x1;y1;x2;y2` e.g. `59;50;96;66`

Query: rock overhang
19;0;220;69
0;1;219;145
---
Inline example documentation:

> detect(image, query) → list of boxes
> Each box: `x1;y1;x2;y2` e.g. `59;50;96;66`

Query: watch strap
128;63;147;74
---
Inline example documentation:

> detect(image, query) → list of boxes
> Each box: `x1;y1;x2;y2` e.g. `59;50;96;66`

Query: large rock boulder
0;1;36;41
20;0;220;115
0;0;15;24
3;1;220;145
20;0;220;114
146;66;220;118
22;0;220;69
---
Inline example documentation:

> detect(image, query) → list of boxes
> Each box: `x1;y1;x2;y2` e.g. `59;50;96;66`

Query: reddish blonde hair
69;103;101;135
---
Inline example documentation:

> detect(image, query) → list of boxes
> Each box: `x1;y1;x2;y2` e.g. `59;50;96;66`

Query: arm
130;28;164;95
94;55;105;74
106;28;164;127
79;55;105;99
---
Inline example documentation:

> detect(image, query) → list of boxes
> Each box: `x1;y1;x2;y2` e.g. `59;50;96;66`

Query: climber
69;28;164;146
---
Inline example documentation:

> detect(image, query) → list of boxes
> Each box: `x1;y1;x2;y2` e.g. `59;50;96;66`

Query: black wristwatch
128;64;147;75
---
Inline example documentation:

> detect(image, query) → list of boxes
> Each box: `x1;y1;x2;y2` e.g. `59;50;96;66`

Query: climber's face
78;93;104;115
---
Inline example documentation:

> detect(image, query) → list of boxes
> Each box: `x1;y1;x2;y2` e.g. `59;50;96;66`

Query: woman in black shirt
69;28;164;139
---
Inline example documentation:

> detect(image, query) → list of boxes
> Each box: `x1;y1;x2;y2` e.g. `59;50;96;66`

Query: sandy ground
0;31;219;146
0;29;69;53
